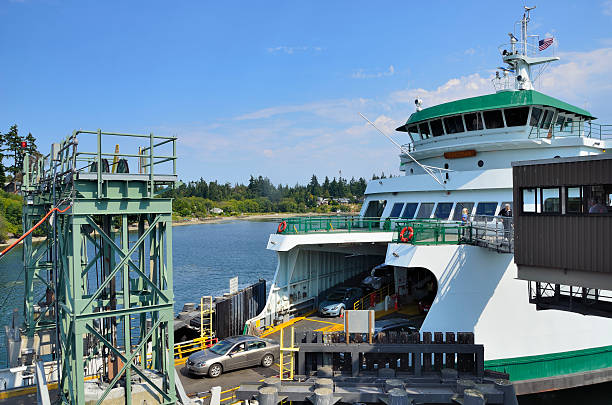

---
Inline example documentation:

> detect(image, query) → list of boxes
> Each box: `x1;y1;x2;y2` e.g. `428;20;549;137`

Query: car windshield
327;291;346;301
209;340;234;355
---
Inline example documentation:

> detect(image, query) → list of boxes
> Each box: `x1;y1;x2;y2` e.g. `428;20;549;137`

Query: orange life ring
399;226;414;242
277;221;287;233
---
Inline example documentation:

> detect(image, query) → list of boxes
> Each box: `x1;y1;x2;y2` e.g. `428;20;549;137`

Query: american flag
539;38;554;51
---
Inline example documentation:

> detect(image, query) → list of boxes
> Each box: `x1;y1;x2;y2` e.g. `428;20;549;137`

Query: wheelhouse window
452;202;475;220
418;123;431;139
475;202;497;216
430;119;445;137
503;107;530;127
539;110;555;129
389;203;404;218
464;112;484;131
483;110;504;129
443;116;464;134
401;203;418;219
434;202;453;219
416;203;434;218
407;125;419;142
530;107;543;126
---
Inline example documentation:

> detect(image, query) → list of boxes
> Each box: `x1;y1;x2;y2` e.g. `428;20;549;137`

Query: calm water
0;220;278;366
0;219;610;401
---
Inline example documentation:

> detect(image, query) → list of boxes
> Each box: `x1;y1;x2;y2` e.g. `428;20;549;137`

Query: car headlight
197;361;206;367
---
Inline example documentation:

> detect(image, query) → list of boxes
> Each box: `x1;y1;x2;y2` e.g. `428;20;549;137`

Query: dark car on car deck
186;335;280;378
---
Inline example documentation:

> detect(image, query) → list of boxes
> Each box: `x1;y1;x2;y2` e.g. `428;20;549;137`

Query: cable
0;204;72;260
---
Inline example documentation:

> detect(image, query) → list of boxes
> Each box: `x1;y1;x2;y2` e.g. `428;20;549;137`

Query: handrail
354;282;394;310
174;336;218;365
277;216;407;235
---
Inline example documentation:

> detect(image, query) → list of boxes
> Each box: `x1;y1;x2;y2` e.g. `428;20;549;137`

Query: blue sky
1;0;612;184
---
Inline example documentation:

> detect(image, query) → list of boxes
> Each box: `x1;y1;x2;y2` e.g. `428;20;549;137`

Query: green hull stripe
484;345;612;381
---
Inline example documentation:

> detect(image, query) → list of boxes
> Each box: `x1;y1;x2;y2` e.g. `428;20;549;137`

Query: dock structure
237;329;518;405
19;130;179;404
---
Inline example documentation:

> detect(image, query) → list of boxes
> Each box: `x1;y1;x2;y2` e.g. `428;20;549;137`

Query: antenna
358;113;451;189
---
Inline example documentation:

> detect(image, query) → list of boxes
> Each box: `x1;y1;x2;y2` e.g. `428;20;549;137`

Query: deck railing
277;216;397;234
393;219;465;245
528;120;612;140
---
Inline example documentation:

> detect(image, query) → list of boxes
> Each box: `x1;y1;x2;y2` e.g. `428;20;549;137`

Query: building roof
396;90;595;131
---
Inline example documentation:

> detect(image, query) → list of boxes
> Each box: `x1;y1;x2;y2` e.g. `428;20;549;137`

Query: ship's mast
500;5;559;91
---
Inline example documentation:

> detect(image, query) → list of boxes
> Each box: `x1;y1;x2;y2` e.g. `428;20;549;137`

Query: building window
530;107;543;126
401;203;418;219
504;107;530;127
434;202;454;219
542;188;560;213
430;119;445;137
452;202;475;220
416;203;434;218
567;187;582;213
464;112;484;131
389;203;405;218
522;188;539;213
443;115;465;134
475;202;497;216
584;185;612;214
418;123;431;139
483;110;504;129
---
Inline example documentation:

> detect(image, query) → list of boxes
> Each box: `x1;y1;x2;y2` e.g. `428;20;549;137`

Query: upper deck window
418;123;431;139
434;202;453;219
504;107;530;127
401;203;418;219
416;203;434;218
476;202;497;216
389;203;404;218
464;113;484;131
483;110;504;129
530;107;543;126
443;116;464;134
430;119;445;137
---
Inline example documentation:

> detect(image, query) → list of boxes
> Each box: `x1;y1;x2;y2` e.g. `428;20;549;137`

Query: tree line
165;173;389;217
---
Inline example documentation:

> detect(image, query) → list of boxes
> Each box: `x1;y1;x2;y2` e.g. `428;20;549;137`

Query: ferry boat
250;7;612;394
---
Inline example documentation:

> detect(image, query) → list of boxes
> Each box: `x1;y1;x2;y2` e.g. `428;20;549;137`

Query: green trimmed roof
396;90;595;131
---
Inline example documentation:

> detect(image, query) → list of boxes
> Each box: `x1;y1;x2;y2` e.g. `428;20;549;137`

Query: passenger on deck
499;204;512;241
460;208;469;240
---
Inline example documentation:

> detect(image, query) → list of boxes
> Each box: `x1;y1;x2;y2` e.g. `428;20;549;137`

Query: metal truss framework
529;281;612;318
22;129;178;405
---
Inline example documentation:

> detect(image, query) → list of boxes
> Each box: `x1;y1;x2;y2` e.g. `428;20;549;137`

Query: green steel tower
21;130;178;404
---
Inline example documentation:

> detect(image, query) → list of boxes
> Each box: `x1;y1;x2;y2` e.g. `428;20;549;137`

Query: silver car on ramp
186;335;280;378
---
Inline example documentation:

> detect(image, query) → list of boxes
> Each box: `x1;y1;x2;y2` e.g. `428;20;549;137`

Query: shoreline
0;212;359;248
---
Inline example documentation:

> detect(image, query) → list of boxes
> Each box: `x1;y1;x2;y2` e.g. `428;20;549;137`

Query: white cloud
267;46;323;54
234;98;370;123
352;65;395;79
464;48;476;56
390;73;491;108
603;0;612;16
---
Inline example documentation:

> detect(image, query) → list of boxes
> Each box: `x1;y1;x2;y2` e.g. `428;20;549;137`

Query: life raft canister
277;221;287;233
399;226;414;242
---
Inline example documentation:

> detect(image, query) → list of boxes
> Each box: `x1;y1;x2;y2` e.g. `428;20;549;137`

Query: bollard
456;379;476;395
312;387;334;405
317;366;333;378
210;386;222;405
494;379;519;405
387;387;410;405
463;389;486;405
315;378;333;390
263;377;281;390
378;367;396;378
257;386;279;405
384;379;404;393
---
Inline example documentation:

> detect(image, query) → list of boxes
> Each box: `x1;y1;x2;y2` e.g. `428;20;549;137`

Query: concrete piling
378;367;396;378
312;387;334;405
384;379;404;392
315;378;333;390
387;387;410;405
257;386;279;405
457;379;476;395
317;366;333;378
